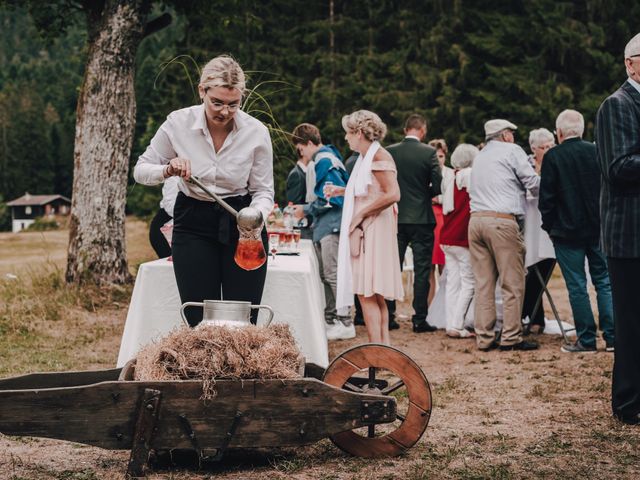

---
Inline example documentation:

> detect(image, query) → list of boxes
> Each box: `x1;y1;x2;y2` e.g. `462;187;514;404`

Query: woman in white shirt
134;55;274;326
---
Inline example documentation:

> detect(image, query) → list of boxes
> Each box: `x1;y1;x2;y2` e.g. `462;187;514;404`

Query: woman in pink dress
329;110;404;345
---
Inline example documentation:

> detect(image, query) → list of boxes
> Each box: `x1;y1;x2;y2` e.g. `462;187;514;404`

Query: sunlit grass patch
0;265;130;376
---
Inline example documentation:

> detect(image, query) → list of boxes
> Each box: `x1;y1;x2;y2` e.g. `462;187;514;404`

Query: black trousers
172;192;268;327
608;257;640;419
521;258;556;327
149;208;172;258
387;223;435;325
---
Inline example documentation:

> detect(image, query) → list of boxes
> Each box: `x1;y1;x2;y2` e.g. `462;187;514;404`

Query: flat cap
624;32;640;58
484;119;518;137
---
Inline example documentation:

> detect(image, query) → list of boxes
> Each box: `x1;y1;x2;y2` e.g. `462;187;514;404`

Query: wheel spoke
343;381;364;393
368;367;376;389
396;412;406;422
382;379;405;395
368;424;376;438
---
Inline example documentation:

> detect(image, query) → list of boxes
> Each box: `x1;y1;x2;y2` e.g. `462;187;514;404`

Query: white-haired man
468;119;540;351
539;110;614;354
596;32;640;425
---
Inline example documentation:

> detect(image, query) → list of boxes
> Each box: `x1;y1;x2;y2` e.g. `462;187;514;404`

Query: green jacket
387;137;442;225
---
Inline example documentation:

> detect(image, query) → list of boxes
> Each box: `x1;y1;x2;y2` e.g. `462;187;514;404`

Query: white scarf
442;167;472;215
336;141;381;310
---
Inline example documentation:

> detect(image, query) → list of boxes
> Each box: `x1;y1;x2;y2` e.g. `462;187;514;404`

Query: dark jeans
172;192;267;327
522;258;556;327
149;208;172;258
608;257;640;420
388;224;435;325
553;242;614;347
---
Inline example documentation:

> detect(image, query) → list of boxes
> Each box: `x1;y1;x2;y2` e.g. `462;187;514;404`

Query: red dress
432;203;445;265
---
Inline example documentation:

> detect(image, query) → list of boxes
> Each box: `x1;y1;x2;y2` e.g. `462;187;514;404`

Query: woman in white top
134;55;274;326
522;128;556;334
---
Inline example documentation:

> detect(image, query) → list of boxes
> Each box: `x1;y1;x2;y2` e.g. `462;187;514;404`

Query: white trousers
442;245;475;331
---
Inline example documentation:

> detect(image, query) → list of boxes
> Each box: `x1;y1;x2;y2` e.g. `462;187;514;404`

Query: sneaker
336;315;353;327
605;341;615;353
560;341;597;353
326;322;356;341
500;341;539;351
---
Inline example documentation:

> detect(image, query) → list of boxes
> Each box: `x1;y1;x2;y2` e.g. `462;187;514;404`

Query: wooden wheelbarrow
0;344;432;478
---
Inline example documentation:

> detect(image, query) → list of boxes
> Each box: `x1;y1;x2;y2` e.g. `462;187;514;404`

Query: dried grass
134;323;302;399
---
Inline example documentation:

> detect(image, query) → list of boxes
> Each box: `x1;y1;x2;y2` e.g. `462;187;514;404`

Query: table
117;240;329;368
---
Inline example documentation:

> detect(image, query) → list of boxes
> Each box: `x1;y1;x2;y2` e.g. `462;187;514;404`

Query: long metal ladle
187;175;263;230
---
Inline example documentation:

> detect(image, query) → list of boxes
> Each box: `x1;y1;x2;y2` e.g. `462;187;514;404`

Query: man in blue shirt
292;123;354;340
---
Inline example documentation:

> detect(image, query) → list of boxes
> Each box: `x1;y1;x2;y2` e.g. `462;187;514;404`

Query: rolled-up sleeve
133;122;176;185
247;127;275;221
513;149;540;196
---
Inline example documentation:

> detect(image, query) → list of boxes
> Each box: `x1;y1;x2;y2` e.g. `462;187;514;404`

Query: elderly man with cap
596;32;640;425
468;119;540;351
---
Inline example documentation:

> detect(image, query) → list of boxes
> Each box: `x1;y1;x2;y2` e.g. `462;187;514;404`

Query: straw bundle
134;323;302;399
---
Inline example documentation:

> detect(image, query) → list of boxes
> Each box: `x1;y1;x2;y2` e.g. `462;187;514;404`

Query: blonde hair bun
342;110;387;142
199;55;246;93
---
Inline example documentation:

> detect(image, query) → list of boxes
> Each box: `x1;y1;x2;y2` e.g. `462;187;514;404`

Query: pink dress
351;159;404;300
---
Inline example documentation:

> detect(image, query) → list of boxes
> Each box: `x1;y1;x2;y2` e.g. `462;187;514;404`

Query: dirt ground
0;226;639;479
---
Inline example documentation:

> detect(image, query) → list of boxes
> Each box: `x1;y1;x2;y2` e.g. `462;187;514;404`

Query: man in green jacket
387;114;443;333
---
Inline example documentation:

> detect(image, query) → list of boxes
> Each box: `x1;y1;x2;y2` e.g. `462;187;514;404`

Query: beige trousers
468;216;526;348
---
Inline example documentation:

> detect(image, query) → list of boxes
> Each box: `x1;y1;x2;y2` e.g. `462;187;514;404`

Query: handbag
349;216;374;257
349;225;364;257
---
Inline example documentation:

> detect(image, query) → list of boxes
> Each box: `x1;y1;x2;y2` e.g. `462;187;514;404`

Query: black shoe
413;321;437;333
389;319;400;330
354;316;365;326
478;341;500;352
614;412;640;425
500;341;539;351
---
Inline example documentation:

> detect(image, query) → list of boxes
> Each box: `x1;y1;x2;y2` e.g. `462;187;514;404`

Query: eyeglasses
209;101;240;112
205;95;241;112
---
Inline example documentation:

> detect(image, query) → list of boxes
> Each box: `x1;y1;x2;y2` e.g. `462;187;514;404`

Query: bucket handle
180;302;274;327
251;304;274;327
180;302;204;327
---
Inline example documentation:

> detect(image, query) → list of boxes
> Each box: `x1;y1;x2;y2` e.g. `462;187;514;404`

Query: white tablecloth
524;194;555;268
117;240;329;368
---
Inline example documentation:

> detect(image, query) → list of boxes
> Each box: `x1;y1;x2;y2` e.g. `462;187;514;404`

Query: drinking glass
268;233;280;260
323;181;333;208
293;229;301;252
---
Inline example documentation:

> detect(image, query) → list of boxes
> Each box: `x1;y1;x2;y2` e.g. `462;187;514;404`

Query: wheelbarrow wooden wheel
323;344;432;457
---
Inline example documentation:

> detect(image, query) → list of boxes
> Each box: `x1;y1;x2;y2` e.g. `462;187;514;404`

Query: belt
471;211;516;221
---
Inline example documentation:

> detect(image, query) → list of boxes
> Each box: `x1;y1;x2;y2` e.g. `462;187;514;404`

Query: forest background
0;0;638;230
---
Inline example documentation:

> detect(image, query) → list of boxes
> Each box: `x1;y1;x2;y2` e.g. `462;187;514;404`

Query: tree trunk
66;0;149;285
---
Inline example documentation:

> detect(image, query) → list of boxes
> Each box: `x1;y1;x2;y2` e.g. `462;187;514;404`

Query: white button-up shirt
133;104;274;220
469;140;540;216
